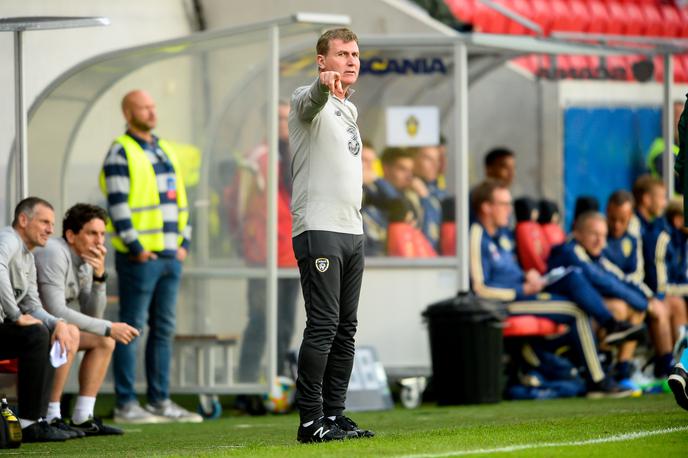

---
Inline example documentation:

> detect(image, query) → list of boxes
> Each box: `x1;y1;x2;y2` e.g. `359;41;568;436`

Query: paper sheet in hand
543;266;576;286
50;341;68;368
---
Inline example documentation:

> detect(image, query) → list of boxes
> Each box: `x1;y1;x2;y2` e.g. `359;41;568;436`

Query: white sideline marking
399;426;688;458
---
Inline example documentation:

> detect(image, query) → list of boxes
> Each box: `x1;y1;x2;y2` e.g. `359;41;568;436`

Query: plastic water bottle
0;396;21;448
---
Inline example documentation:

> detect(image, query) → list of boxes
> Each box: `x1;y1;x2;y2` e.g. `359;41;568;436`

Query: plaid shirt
102;131;191;257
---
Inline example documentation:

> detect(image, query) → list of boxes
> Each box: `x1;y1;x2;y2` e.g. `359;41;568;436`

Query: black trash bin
422;292;505;405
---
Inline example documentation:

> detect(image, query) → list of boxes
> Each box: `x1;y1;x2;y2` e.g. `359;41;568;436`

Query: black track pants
292;230;364;423
0;322;51;420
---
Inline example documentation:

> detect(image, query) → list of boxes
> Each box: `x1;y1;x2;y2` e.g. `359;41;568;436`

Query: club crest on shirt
346;126;361;157
622;237;632;258
315;258;330;273
488;242;501;261
499;235;512;252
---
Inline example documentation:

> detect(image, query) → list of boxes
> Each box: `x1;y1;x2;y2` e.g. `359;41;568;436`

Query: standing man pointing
289;28;374;443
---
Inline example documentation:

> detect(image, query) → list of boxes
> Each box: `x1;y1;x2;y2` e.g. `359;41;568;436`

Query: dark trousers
238;277;300;382
292;231;365;423
0;322;51;420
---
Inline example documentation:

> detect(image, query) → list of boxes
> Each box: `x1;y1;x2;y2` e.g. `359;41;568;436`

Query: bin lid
422;291;506;322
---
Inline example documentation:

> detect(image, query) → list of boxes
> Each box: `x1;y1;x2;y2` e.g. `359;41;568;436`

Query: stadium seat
658;4;682;38
566;0;590;33
514;197;550;274
538;199;567;247
472;0;509;34
621;2;645;36
638;2;664;37
604;1;627;35
444;0;475;24
387;222;438;258
0;359;18;374
548;0;576;34
439;197;456;256
585;0;612;35
528;0;554;35
678;8;688;38
504;0;534;35
503;315;567;337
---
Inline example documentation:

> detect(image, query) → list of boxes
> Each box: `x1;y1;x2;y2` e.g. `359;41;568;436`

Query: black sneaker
22;420;71;443
668;363;688;411
333;415;375;438
296;417;347;443
603;321;644;345
586;377;634;399
70;416;124;436
50;417;85;438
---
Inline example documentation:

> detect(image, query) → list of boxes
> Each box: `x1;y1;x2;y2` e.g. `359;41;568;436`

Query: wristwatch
93;271;108;283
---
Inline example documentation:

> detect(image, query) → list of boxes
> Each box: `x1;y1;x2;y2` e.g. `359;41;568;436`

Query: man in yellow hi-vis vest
100;90;201;424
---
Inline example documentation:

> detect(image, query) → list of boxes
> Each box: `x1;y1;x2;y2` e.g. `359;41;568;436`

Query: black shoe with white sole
668;364;688;411
22;420;71;443
50;418;85;439
70;416;124;436
333;415;375;438
297;417;347;443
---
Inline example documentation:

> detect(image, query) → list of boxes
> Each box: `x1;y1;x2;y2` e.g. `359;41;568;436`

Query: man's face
278;104;290;141
21;204;55;249
66;218;106;259
577;217;607;257
414;146;441;183
606;202;632;239
486;156;515;187
362;146;377;186
648;185;667;217
124;91;157;132
383;157;414;192
317;39;360;88
483;188;513;229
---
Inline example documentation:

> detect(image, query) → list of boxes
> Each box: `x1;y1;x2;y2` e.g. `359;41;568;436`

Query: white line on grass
398;425;688;458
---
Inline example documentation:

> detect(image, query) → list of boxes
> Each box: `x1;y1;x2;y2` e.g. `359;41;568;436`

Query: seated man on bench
469;180;642;397
34;203;139;436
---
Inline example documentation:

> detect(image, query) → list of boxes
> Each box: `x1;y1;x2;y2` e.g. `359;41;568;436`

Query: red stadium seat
549;0;576;34
566;0;590;33
541;223;566;247
638;3;664;37
503;315;568;337
0;359;18;374
472;0;509;33
585;0;611;35
605;1;627;35
444;0;475;24
605;55;634;81
528;0;554;35
387;222;438;258
674;56;687;84
515;221;550;274
621;2;645;36
505;0;534;35
658;4;682;38
678;8;688;38
439;222;456;256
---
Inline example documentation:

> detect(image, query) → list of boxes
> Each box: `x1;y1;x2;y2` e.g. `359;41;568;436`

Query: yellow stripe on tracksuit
469;224;516;301
99;134;189;253
507;301;605;383
655;231;688;296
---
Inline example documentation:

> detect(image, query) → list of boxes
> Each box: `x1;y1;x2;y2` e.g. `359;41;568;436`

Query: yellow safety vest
99;134;189;253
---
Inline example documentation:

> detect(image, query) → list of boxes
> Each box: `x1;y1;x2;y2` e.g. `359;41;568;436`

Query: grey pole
14;30;27;199
266;24;280;389
663;53;675;199
454;42;470;292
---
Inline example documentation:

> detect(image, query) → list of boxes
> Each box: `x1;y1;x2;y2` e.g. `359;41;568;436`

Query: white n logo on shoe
314;426;330;439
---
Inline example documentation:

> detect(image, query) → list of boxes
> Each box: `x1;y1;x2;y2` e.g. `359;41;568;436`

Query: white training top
289;78;363;237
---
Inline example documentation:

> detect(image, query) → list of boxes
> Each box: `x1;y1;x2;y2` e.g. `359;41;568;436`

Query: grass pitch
11;394;688;457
